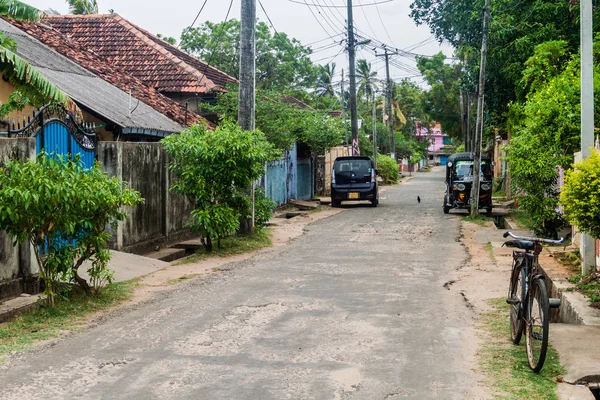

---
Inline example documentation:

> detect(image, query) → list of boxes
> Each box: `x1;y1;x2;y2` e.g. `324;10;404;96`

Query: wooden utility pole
347;0;360;155
470;0;491;216
239;0;256;233
580;0;595;274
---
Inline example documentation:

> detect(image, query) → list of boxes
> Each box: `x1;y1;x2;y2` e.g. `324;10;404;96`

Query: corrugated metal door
296;158;313;201
36;121;95;168
266;159;288;206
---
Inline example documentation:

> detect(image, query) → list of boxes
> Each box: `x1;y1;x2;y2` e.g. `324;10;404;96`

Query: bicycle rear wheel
508;260;525;344
526;278;550;373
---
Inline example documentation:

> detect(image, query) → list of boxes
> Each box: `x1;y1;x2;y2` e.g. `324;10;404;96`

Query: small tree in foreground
162;122;277;251
560;151;600;240
0;153;143;306
376;154;400;184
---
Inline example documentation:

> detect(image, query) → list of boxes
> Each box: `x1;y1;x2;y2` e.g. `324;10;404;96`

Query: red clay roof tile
7;18;207;128
44;14;238;94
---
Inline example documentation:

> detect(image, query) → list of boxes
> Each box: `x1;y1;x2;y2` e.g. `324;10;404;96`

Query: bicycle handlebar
503;231;564;245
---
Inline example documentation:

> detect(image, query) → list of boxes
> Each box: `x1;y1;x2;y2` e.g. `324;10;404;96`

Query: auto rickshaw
443;152;494;215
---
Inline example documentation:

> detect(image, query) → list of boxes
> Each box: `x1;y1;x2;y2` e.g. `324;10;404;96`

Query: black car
443;152;493;215
331;156;379;207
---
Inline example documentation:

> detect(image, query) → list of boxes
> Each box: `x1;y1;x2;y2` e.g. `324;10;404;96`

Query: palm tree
0;1;68;114
66;0;98;15
316;63;336;97
357;59;378;106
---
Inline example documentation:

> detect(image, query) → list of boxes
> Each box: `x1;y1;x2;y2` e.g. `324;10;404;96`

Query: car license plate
348;192;359;199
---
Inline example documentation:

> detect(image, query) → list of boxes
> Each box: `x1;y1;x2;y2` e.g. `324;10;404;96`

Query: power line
197;0;235;86
289;0;396;7
258;0;278;34
189;0;210;28
303;0;341;43
373;0;395;47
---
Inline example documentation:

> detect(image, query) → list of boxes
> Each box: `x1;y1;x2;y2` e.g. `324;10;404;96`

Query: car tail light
332;168;336;184
371;168;375;183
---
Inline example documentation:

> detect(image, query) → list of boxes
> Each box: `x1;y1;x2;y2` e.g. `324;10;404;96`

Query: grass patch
486;242;497;263
554;251;581;275
0;280;136;357
178;227;272;265
510;209;533;230
463;214;493;226
479;298;565;399
166;274;203;285
566;273;600;306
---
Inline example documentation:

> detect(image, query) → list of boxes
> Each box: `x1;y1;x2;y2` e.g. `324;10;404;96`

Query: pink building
415;122;452;165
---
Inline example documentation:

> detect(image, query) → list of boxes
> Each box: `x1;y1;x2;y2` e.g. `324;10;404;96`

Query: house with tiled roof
0;17;208;141
43;13;238;121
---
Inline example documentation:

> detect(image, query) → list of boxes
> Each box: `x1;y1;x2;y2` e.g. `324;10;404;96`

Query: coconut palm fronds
0;46;69;104
0;0;42;22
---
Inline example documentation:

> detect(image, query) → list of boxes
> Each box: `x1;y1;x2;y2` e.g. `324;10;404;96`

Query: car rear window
334;160;372;174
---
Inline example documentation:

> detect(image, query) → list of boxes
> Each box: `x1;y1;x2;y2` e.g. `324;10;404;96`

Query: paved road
0;168;480;399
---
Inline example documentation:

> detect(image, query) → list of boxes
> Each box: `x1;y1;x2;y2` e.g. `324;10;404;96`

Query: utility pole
347;0;360;156
372;91;377;167
239;0;256;233
581;0;595;275
341;69;350;156
384;49;395;160
470;0;491;216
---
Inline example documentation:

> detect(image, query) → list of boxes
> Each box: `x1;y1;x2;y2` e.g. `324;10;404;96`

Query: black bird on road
417;196;421;203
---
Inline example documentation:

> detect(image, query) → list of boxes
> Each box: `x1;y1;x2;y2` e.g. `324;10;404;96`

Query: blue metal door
36;120;95;168
440;155;448;165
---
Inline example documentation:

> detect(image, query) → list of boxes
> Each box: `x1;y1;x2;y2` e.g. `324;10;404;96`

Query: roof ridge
111;15;218;91
44;13;114;19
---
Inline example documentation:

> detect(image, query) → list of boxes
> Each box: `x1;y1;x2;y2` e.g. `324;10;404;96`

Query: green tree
210;87;343;154
157;33;177;46
66;0;98;14
357;59;378;106
0;154;143;306
315;62;336;97
0;1;68;115
416;52;461;140
560;151;600;239
181;20;317;90
505;39;600;237
161;122;277;251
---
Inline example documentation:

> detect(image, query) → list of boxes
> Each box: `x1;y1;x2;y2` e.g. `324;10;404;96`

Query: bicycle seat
503;240;535;251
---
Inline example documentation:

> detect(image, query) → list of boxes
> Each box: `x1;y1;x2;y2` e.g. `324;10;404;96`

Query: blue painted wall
297;158;313;200
266;159;288;206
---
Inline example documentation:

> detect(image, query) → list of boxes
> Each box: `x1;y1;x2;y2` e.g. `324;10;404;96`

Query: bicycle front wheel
526;278;550;373
508;260;525;344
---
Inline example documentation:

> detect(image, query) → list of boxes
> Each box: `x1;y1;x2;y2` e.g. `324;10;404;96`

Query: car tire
331;200;341;208
370;198;378;207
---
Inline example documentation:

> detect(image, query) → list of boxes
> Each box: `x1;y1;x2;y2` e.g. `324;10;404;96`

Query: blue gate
440;155;448;166
266;158;289;206
7;104;97;167
297;158;313;201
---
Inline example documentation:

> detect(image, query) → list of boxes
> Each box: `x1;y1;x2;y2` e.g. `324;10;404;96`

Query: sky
24;0;454;87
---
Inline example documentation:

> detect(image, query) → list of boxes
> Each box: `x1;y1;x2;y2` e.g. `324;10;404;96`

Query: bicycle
503;231;564;373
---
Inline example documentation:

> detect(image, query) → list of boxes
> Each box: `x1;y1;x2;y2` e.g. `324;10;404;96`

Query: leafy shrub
162;121;277;251
560;151;600;239
376;154;400;184
253;188;276;227
0;153;143;306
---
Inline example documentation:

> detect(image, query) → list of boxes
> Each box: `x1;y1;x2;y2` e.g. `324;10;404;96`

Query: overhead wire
197;0;235;87
189;0;210;28
258;0;278;34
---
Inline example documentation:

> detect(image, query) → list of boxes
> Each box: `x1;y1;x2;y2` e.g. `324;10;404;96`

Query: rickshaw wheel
443;204;450;214
486;205;493;216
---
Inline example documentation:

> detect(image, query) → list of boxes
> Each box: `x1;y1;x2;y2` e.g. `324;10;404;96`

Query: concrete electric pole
347;0;360;156
341;69;350;156
384;49;395;160
372;91;377;167
239;0;256;233
470;0;491;216
580;0;595;275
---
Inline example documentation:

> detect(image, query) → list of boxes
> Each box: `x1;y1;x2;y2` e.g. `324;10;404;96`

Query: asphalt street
0;168;481;399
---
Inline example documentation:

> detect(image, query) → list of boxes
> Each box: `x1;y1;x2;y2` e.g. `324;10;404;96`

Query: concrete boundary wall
0;140;194;299
0;138;40;300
